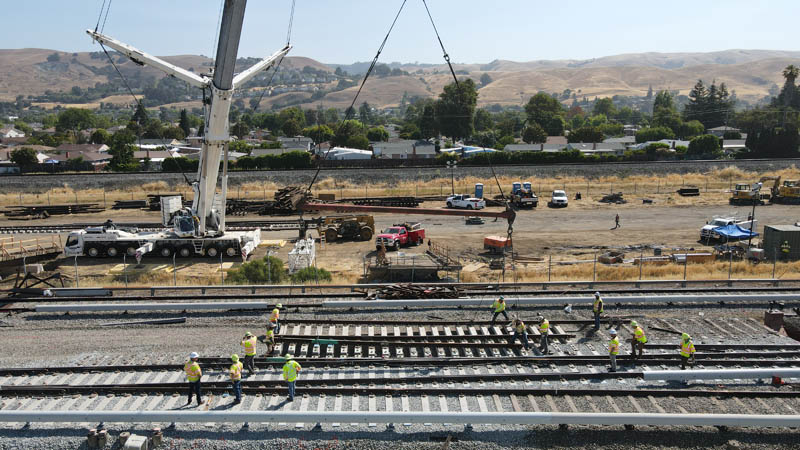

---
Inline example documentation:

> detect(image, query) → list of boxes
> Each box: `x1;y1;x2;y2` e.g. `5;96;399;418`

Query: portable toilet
474;183;484;199
523;181;532;193
511;182;522;194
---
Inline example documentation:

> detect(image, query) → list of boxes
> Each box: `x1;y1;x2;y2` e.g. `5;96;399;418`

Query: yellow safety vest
229;361;243;381
515;322;526;333
782;242;790;253
539;319;550;334
593;298;604;313
241;337;257;356
184;361;201;382
282;360;302;382
266;329;275;342
492;300;505;313
634;326;647;343
269;308;280;323
608;338;619;355
680;339;695;357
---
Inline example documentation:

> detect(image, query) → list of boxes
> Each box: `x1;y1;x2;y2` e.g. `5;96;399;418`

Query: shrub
289;266;332;283
226;256;286;284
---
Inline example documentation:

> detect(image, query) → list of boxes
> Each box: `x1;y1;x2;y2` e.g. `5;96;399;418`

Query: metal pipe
642;368;800;381
1;411;800;427
322;294;800;308
35;302;271;312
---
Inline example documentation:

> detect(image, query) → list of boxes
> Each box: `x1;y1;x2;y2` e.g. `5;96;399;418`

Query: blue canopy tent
712;224;759;241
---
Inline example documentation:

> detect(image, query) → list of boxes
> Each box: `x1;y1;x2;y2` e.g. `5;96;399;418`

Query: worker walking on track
240;332;257;377
282;354;302;402
491;296;509;324
679;333;696;370
263;323;277;356
229;354;243;405
608;329;619;372
538;316;550;354
630;320;647;359
509;317;530;350
593;292;604;330
183;352;203;406
269;304;282;334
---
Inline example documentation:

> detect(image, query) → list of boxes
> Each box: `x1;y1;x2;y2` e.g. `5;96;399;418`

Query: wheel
325;228;338;242
206;246;219;258
224;246;237;257
466;204;473;210
159;246;174;258
359;227;373;241
178;246;193;258
393;241;400;251
446;202;453;208
106;246;119;257
418;238;424;246
85;246;102;258
125;246;138;257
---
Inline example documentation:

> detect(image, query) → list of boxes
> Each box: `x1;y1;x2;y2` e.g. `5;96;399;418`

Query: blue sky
2;1;799;64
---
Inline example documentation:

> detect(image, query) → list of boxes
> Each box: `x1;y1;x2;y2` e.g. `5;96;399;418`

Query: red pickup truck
375;222;426;251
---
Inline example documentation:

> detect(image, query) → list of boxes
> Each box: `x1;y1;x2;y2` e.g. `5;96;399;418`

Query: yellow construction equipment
771;178;800;204
729;176;776;205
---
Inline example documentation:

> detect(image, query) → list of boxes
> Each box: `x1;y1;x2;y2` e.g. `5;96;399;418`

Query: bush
226;256;286;284
289;266;332;283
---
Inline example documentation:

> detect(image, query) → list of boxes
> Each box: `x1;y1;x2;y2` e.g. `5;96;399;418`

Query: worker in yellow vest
593;292;604;330
240;331;257;377
264;323;277;356
630;320;647;359
490;296;509;324
679;333;696;370
269;303;282;333
782;241;791;260
229;354;243;404
183;352;203;406
538;316;550;354
282;354;302;402
608;329;619;372
508;318;530;350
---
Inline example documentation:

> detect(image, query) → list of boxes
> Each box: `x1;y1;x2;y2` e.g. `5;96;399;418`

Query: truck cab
701;217;757;241
548;190;568;207
375;222;425;251
446;194;486;210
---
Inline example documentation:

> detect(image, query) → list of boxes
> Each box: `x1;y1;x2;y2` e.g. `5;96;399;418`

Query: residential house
568;142;627;156
372;140;436;159
631;139;690;150
56;143;110;154
279;136;313;152
135;138;185;148
0;127;25;138
504;143;567;153
623;124;640;136
722;139;748;155
708;126;741;138
603;136;636;146
0;137;30;147
325;147;373;160
545;136;568;146
134;149;181;170
44;150;112;170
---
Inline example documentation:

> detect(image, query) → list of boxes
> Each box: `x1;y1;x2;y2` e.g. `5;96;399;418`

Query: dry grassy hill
1;48;798;109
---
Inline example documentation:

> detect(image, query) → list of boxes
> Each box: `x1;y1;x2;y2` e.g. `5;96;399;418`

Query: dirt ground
2;190;798;287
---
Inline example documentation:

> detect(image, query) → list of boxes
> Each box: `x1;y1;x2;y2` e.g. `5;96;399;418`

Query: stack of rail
364;283;461;299
349;197;420;207
258;186;312;215
4;204;104;219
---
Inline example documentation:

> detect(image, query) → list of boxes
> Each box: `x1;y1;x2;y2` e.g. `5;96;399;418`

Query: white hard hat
189;352;199;359
594;291;600;296
285;353;294;359
276;303;283;309
609;329;617;336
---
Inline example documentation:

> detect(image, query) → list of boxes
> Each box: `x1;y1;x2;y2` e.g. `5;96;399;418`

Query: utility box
762;224;800;260
123;434;148;450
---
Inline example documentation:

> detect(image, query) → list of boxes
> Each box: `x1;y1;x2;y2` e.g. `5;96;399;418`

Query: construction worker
240;331;257;377
263;323;277;356
679;333;696;370
608;329;619;372
593;292;604;330
538;316;550;354
613;214;620;229
630;320;647;359
509;318;530;350
282;354;302;402
491;296;509;324
229;354;243;405
269;304;282;334
184;352;203;406
782;240;791;260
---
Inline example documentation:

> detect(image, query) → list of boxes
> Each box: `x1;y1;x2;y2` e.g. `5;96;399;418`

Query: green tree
90;129;110;145
178;109;191;137
522;123;547;143
679;120;705;139
592;98;616;117
227;255;286;284
744;123;800;158
289;266;332;283
132;102;149;127
687;134;722;158
231;122;250;138
473;109;493;132
332;119;367;147
366;126;389;142
635;126;676;143
47;52;60;62
346;134;370;150
358;102;374;125
479;73;492;86
162;126;185;140
777;65;800;107
278;107;306;129
303;124;334;144
435;78;478;141
568;126;604;143
10;148;38;172
419;104;438;138
524;93;565;135
56;108;95;138
108;130;138;171
282;119;301;137
653;90;675;111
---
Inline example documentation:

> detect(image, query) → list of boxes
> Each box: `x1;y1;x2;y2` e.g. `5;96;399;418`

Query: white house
326;147;373;160
372;140;436;159
0;127;25;138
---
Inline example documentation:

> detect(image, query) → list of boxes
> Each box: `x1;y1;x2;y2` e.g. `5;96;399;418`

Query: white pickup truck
700;217;757;241
446;194;486;210
548;190;569;207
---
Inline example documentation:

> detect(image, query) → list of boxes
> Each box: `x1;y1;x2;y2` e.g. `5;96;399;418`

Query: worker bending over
630;320;647;359
679;333;696;370
264;323;277;356
269;303;282;333
509;318;530;350
608;329;619;372
538;316;550;354
183;352;203;406
240;331;257;377
491;296;509;324
593;292;604;330
229;354;243;405
282;354;302;402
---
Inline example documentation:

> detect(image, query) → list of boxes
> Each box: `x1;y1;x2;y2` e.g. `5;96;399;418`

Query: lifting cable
421;0;458;89
305;0;408;194
252;0;296;112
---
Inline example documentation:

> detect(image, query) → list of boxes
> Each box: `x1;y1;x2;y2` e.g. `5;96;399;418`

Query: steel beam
34;302;270;312
642;368;800;381
1;411;799;427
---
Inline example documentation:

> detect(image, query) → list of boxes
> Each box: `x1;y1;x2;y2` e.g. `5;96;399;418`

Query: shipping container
762;225;800;260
